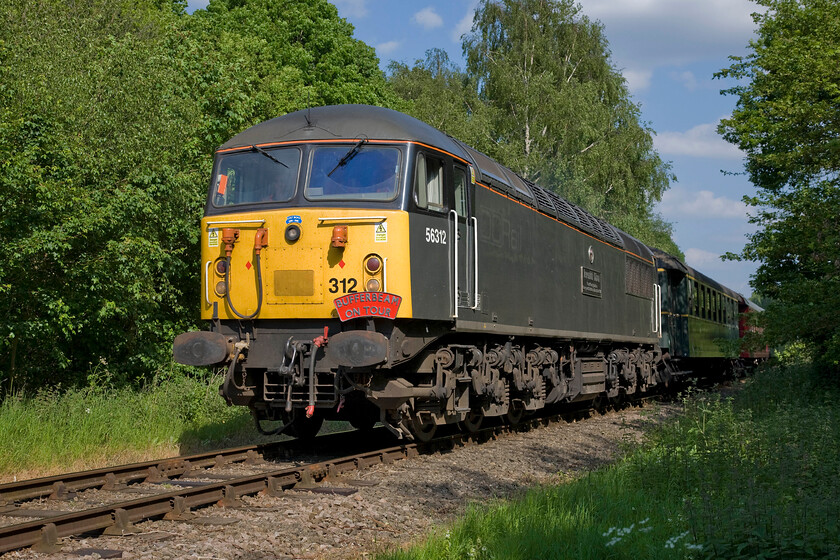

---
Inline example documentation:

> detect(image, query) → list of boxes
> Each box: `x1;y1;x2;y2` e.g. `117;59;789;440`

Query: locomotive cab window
454;167;468;216
414;152;446;212
305;144;401;201
212;147;301;207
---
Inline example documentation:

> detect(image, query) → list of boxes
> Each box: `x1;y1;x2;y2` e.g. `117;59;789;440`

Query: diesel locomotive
173;104;760;441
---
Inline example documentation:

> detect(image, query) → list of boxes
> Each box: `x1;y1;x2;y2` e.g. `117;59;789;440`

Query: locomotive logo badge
334;292;402;321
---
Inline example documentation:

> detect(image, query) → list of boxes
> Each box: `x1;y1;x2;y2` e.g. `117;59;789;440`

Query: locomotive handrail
471;216;479;310
653;284;662;335
317;216;388;223
206;219;266;227
450;209;458;319
204;260;212;306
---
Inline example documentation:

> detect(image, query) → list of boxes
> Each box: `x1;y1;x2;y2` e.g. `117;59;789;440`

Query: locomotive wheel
410;413;438;442
506;400;525;425
459;409;484;433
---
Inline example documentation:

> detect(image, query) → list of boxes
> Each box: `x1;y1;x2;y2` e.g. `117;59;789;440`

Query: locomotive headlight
364;255;382;274
214;280;227;297
285;224;301;243
214;258;228;275
365;278;381;292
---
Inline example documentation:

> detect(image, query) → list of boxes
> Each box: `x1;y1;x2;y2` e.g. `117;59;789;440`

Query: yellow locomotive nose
200;210;412;322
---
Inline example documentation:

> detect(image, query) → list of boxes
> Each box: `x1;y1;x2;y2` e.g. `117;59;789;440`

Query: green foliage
186;0;398;150
717;0;840;371
0;0;205;390
672;367;840;558
387;49;496;155
389;1;680;256
383;365;840;559
0;369;253;476
0;0;394;391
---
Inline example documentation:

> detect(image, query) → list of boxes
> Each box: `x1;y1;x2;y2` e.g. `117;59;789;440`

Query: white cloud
579;0;757;75
621;68;653;91
655;121;744;160
684;248;726;269
412;7;444;30
672;70;698;91
332;0;369;19
452;1;479;42
659;186;749;219
376;41;401;56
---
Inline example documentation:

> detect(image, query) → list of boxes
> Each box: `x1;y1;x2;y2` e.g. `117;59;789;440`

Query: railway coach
174;104;671;441
653;249;768;374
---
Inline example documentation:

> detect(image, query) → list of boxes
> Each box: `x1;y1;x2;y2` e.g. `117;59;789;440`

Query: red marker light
365;255;382;274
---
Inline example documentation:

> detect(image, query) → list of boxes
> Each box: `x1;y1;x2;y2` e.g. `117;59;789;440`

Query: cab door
453;164;476;317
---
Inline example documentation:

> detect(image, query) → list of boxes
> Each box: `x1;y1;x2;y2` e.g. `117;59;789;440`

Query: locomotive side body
174;105;671;440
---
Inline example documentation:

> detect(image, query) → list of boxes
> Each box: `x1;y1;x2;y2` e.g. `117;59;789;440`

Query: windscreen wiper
327;138;367;177
252;145;289;168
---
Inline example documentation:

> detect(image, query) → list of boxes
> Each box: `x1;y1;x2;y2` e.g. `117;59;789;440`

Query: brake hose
224;253;263;320
223;228;267;320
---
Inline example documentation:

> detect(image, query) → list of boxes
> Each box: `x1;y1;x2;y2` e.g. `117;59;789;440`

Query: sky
187;0;762;295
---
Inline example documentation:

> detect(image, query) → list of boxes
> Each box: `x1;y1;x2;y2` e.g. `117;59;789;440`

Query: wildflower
665;531;690;549
85;408;91;414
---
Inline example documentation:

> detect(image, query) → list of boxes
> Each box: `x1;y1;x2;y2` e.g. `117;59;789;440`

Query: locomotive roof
220;104;647;255
218;105;469;158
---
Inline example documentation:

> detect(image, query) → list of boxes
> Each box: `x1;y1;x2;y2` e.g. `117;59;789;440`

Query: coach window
698;283;704;318
696;284;702;319
414;152;446;212
712;291;717;323
692;281;699;317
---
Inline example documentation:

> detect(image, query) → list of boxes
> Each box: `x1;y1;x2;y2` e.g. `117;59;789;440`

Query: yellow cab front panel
200;208;413;321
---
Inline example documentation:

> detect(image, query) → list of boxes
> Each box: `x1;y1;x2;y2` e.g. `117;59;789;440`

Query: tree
186;0;397;151
0;0;204;390
388;49;496;152
717;0;840;369
391;0;679;255
0;0;395;392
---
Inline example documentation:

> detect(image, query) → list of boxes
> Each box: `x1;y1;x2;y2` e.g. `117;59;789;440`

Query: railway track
0;402;634;555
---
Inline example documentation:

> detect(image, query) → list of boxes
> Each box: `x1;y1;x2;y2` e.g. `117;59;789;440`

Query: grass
0;367;356;483
382;364;840;559
0;369;258;482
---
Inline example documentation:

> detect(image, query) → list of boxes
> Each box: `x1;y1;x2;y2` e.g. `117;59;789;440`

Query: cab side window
454;167;468;216
414;152;446;212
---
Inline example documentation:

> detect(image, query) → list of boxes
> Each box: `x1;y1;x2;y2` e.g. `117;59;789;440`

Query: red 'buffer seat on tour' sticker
334;292;402;321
